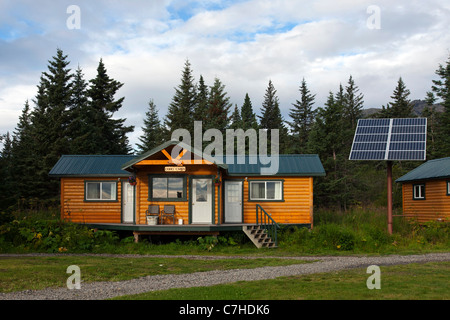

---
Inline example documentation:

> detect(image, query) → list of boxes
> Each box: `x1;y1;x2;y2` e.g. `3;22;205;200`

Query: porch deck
84;222;257;243
85;222;253;235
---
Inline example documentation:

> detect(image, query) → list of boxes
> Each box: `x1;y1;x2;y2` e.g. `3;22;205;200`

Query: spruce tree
288;78;316;153
66;66;91;154
258;80;289;154
165;59;197;136
390;77;414;117
228;104;243;155
308;92;344;165
343;75;364;130
136;99;164;153
259;80;278;130
193;75;209;123
0;132;14;209
429;55;450;157
422;91;438;159
87;58;134;154
378;77;415;118
240;93;258;130
29;48;74;199
205;77;232;132
229;104;242;130
341;75;364;199
341;76;364;210
308;91;346;207
11;101;35;200
231;94;259;155
310;81;362;210
193;75;209;150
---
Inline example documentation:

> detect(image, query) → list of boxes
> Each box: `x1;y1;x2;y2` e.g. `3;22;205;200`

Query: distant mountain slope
362;100;443;118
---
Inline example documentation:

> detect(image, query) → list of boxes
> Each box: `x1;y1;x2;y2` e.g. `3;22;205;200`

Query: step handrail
255;204;280;246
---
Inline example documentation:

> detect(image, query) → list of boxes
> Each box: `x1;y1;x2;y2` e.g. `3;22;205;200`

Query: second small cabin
396;157;450;223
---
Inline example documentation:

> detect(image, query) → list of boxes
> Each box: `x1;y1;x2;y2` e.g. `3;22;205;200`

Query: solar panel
349;118;427;161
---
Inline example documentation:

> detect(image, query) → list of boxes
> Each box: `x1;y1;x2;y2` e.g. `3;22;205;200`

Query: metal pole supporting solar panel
387;161;393;234
349;118;427;235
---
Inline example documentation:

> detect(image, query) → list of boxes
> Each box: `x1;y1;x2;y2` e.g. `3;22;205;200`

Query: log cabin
49;140;325;247
396;157;450;223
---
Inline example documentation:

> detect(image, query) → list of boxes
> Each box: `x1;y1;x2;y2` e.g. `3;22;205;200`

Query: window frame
447;181;450;196
248;179;284;202
412;183;426;200
84;180;118;202
148;174;187;202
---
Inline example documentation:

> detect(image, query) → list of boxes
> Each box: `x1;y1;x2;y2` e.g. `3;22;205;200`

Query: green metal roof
121;140;325;176
49;155;136;177
226;154;325;176
49;141;326;177
396;157;450;183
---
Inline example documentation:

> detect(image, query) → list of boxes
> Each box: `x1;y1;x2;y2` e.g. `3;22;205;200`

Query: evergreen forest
1;49;449;212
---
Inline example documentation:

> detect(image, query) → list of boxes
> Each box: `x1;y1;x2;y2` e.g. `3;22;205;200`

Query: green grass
0;255;310;293
276;207;450;255
114;262;450;300
1;208;448;300
1;207;449;255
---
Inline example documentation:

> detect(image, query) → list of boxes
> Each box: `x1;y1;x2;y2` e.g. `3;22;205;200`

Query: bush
0;218;120;253
0;211;13;225
196;235;238;251
279;224;357;252
279;211;450;254
314;224;356;251
362;224;391;246
414;220;450;244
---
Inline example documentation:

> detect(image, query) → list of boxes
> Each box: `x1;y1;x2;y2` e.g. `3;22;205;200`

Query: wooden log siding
136;165;219;225
227;176;314;225
402;179;450;223
60;177;122;223
59;172;314;226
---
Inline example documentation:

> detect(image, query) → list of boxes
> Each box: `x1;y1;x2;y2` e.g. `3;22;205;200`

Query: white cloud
1;0;449;150
0;83;35;129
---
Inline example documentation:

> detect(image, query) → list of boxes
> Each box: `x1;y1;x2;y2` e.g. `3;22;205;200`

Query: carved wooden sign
165;166;186;172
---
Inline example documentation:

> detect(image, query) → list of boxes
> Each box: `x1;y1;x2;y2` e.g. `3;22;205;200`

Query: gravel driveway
1;252;449;300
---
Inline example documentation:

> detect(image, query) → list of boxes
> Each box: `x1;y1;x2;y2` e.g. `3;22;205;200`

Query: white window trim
249;180;283;201
85;181;117;201
413;184;425;200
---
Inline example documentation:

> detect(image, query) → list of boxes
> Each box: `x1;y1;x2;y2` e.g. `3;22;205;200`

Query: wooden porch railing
255;204;280;246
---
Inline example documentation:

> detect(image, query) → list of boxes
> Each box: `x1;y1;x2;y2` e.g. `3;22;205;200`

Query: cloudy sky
1;0;449;150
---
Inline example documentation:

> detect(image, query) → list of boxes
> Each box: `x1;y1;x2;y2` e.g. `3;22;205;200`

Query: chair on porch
145;205;160;224
161;205;176;224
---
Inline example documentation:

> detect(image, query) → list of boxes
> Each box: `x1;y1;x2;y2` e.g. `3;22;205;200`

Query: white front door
122;181;135;223
224;180;243;223
191;178;212;224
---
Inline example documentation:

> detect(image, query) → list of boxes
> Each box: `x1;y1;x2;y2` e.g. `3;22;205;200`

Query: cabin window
249;180;283;201
447;181;450;196
148;175;187;201
85;181;117;201
413;184;425;200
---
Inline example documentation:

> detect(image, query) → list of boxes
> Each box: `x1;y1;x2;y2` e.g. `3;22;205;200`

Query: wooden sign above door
165;166;186;172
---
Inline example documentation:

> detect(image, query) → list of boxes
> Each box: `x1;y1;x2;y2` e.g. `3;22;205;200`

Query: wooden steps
242;225;277;248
